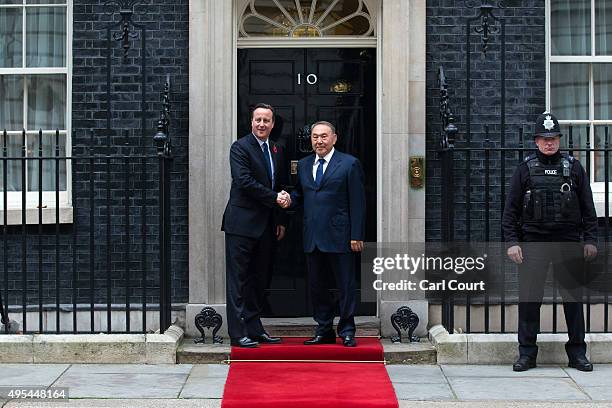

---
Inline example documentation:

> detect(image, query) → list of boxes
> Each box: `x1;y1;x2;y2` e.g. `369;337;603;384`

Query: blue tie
262;142;274;188
314;158;325;188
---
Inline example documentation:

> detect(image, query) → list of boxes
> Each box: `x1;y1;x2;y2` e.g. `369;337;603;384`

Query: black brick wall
425;0;546;242
2;1;189;308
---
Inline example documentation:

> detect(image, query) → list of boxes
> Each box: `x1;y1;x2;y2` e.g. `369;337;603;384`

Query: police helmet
534;111;562;138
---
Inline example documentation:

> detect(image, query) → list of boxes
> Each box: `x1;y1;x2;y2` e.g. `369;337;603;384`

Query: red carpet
230;336;384;361
221;338;399;408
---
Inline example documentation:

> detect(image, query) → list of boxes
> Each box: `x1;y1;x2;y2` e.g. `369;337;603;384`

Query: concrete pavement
1;363;612;407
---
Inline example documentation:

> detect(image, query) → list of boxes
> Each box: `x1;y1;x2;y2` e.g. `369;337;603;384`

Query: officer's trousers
518;241;587;361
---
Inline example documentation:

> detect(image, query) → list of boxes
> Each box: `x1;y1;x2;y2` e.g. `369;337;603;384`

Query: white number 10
297;73;318;85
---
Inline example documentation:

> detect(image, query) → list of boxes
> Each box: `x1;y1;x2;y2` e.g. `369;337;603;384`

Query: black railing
435;115;612;333
0;85;174;335
432;0;611;334
432;125;612;333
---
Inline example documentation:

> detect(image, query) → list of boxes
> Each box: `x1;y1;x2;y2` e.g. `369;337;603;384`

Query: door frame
232;1;384;288
186;0;427;337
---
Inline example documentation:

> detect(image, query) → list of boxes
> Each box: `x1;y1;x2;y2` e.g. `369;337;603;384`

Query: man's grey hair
311;121;336;135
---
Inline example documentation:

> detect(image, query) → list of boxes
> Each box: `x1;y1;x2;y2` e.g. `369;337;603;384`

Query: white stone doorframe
186;0;427;338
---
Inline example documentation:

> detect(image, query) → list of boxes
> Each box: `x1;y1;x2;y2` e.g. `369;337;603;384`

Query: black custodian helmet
534;111;562;138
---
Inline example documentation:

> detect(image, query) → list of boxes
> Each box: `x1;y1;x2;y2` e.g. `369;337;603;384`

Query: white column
379;0;428;336
187;0;234;336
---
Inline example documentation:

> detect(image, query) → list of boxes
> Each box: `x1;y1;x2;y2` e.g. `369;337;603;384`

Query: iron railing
435;119;612;334
432;1;611;334
0;84;174;335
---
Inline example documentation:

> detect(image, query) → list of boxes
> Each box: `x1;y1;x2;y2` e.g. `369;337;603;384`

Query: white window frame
0;0;73;223
236;0;378;47
546;0;612;216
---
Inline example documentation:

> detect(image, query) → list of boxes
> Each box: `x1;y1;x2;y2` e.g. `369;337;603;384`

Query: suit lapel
248;133;272;187
298;155;316;188
317;151;342;190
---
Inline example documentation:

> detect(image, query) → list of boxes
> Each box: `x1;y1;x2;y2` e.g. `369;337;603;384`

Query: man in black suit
222;103;290;348
289;121;366;347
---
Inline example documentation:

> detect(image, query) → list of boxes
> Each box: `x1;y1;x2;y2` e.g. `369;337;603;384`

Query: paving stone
448;377;589;401
386;365;446;383
398;403;612;408
564;364;612;387
64;364;192;375
581;386;612;401
188;364;229;378
0;364;69;386
441;364;568;378
179;377;226;399
393;382;455;400
2;399;223;407
54;372;188;398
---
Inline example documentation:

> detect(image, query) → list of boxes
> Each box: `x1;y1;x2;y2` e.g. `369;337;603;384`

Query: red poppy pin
272;145;278;154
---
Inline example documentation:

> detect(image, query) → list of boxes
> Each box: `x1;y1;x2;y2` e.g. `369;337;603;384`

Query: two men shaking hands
222;103;366;348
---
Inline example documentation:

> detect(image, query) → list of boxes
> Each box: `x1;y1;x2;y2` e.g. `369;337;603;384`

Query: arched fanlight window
239;0;375;38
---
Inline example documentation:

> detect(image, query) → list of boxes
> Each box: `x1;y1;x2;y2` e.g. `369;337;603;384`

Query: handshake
276;190;292;209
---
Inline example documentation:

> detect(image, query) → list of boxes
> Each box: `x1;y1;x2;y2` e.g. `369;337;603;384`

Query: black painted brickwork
425;1;546;242
2;1;189;308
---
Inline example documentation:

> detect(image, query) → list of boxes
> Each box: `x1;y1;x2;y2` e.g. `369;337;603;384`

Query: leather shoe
303;334;336;345
342;335;357;347
568;356;593;372
230;336;258;348
251;333;281;344
512;356;536;372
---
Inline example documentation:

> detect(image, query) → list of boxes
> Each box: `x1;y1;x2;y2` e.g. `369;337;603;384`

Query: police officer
502;111;598;372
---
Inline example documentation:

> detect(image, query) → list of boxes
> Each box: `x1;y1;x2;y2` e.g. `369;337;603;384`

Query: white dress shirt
312;147;335;181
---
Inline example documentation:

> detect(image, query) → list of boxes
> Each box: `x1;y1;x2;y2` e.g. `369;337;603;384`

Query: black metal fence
434;118;612;334
436;59;612;334
0;86;174;335
431;1;611;334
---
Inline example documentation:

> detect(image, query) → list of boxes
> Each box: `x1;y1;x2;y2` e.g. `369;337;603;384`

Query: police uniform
502;112;597;372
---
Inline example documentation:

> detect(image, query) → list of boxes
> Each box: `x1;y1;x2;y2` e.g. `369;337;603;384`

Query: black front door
237;48;376;317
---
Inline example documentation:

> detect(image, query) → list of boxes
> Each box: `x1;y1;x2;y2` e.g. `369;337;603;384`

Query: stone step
177;338;436;365
261;316;381;337
178;315;434;364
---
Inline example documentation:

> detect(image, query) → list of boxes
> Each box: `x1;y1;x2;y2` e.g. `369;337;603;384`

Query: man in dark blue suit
221;104;290;348
290;121;366;347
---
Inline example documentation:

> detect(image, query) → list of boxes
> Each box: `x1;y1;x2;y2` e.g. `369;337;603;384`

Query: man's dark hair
251;103;275;121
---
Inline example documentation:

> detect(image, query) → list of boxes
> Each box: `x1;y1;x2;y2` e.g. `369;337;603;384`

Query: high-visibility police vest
522;154;582;226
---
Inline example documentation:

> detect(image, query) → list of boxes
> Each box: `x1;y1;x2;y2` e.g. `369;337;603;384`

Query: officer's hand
507;245;523;264
584;244;597;262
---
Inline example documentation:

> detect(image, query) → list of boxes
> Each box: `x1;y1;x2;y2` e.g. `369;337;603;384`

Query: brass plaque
409;156;424;189
290;160;298;175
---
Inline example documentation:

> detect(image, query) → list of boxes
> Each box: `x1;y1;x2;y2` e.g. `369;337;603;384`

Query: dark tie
262;142;273;187
314;158;325;188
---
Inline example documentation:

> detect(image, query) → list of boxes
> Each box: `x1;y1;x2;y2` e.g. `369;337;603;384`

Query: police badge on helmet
534;111;562;138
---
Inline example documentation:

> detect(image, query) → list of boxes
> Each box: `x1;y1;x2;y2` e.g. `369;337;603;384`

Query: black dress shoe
303;334;336;345
342;335;357;347
251;333;281;344
230;336;258;348
568;356;593;372
512;356;536;372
